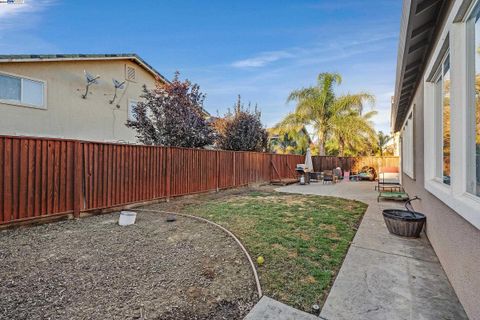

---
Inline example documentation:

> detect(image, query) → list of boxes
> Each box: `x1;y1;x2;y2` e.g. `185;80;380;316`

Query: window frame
127;99;138;121
422;0;480;230
402;112;415;179
0;71;47;110
466;2;480;197
432;52;452;185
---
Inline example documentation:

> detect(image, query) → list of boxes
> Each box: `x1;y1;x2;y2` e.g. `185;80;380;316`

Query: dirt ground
0;210;257;320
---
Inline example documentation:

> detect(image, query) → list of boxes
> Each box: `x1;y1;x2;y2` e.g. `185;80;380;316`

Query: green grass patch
181;190;367;313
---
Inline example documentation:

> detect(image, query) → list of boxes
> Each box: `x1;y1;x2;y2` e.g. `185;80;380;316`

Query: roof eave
0;54;169;84
391;0;450;132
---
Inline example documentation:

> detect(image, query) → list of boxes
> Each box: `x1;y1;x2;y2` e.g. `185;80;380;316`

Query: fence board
12;139;20;220
41;140;48;216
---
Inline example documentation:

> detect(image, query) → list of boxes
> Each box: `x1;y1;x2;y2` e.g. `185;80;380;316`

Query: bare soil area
0;211;257;320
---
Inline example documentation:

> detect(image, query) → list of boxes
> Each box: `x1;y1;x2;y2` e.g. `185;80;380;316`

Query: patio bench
376;167;401;191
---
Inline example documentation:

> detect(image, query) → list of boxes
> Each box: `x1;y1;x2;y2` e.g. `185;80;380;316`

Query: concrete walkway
244;296;319;320
276;182;468;320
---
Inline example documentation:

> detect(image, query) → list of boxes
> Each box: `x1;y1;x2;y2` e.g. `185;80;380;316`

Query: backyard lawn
147;188;367;313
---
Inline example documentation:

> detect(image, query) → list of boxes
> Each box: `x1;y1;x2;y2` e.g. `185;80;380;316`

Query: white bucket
119;211;137;226
300;175;305;185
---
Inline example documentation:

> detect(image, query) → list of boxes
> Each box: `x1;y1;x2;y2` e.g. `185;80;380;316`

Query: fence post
216;150;220;192
233;152;236;187
165;147;172;201
247;153;251;184
73;141;82;219
269;154;273;181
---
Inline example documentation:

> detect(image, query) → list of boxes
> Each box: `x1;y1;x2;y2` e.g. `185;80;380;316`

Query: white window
421;0;480;229
402;113;414;178
128;99;138;121
0;73;45;109
467;3;480;197
433;53;451;186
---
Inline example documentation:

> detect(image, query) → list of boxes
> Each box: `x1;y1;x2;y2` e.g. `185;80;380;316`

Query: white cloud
0;0;57;52
0;3;27;18
231;50;294;68
230;33;396;69
0;0;54;29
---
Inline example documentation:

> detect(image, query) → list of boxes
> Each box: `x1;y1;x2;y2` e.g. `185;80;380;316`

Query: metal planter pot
382;209;426;238
382;196;425;238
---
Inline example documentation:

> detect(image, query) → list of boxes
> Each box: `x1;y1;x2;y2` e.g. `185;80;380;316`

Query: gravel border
0;211;258;319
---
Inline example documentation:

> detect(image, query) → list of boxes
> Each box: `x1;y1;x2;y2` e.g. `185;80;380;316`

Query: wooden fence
0;135;398;225
0;136;304;225
311;156;399;174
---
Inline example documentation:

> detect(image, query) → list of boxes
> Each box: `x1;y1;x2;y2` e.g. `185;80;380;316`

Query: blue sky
0;0;401;133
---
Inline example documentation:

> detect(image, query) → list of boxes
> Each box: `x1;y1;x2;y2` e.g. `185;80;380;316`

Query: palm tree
331;109;378;156
377;131;392;156
268;126;311;154
278;72;375;155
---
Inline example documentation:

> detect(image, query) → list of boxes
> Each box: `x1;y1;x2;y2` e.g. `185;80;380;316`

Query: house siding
401;80;480;319
0;59;159;143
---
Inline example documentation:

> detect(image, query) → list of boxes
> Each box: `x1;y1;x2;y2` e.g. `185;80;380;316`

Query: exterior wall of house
399;7;480;314
402;0;480;319
0;59;159;143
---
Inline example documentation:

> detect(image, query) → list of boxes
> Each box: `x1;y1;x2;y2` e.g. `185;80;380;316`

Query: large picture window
467;5;480;197
0;73;45;109
434;54;451;186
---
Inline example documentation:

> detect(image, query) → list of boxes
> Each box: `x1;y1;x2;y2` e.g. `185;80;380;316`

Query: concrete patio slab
244;296;319;320
276;181;468;320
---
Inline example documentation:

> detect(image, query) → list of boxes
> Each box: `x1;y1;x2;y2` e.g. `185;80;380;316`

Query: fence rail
0;135;398;225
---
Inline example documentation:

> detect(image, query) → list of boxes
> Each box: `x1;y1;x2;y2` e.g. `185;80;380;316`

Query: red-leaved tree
126;72;214;148
215;96;268;152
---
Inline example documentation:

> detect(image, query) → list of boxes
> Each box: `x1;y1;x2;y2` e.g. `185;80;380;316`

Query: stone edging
136;209;263;298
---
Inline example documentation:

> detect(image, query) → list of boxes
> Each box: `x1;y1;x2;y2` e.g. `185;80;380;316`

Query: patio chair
323;170;337;184
309;171;322;182
333;167;343;181
376;166;401;191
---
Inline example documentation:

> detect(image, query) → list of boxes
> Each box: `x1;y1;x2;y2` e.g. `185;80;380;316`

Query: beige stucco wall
0;59;160;143
401;81;480;319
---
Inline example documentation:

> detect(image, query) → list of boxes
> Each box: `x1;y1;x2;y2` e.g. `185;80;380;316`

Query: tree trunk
318;130;326;156
338;140;345;157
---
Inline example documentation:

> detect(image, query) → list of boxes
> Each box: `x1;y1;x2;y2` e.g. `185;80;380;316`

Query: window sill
404;171;415;180
0;99;46;110
425;179;480;230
